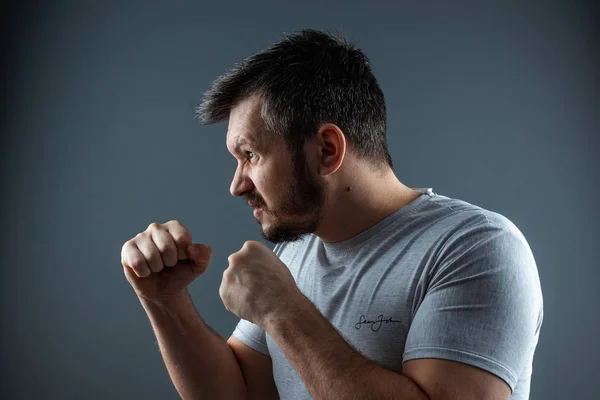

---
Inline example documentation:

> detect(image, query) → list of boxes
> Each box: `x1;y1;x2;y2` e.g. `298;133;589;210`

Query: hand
219;240;304;327
121;220;212;302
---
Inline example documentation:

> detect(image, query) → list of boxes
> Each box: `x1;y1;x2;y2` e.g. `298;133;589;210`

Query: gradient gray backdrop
1;1;598;399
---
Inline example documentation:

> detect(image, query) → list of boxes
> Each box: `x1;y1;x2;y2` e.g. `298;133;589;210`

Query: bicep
402;358;511;400
227;335;279;400
404;222;542;392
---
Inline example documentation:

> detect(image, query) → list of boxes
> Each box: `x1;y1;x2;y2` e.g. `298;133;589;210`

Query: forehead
226;96;267;151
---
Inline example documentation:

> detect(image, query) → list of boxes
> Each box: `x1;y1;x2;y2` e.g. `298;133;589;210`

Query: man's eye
247;151;256;160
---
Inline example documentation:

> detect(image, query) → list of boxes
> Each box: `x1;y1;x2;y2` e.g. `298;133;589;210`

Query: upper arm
227;335;279;400
403;216;543;395
402;358;511;400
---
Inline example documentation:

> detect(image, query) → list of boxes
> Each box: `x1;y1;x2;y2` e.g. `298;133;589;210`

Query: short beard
259;147;326;244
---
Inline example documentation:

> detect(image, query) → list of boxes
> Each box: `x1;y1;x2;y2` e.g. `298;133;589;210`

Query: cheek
251;174;270;201
255;169;281;204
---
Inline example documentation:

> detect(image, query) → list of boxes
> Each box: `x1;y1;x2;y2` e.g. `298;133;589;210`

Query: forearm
140;290;246;400
264;298;428;400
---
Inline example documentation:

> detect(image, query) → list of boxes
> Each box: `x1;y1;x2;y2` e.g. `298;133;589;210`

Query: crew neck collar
318;187;435;255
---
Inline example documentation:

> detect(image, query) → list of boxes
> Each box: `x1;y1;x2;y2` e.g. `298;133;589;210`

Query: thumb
186;244;212;275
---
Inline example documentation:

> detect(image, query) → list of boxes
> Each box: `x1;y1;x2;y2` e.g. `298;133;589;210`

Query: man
121;29;543;399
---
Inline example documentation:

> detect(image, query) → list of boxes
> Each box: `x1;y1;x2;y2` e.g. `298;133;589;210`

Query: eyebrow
230;136;262;153
235;137;254;148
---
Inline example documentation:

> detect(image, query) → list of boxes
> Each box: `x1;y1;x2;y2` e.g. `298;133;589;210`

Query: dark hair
195;29;393;171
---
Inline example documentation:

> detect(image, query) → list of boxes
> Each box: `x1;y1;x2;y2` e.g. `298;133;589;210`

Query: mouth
248;201;262;209
248;201;263;214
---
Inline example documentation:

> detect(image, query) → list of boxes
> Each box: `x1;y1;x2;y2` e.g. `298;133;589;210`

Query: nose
230;165;254;197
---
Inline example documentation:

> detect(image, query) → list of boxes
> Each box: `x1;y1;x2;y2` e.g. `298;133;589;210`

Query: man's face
226;97;326;244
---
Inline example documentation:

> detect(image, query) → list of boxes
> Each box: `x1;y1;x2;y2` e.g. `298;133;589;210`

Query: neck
314;167;423;244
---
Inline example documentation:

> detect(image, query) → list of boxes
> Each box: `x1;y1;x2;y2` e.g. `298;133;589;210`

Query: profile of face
227;97;327;244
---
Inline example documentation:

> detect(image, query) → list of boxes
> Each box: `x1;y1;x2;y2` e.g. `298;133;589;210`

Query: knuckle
169;220;189;233
173;232;191;246
134;232;147;241
124;246;134;259
227;254;237;265
129;256;143;270
148;246;161;259
153;231;168;246
147;222;160;231
121;243;133;262
222;268;233;283
121;240;132;252
130;263;142;272
154;241;169;254
241;241;259;252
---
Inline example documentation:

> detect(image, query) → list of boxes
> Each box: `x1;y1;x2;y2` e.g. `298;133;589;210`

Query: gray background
1;0;598;399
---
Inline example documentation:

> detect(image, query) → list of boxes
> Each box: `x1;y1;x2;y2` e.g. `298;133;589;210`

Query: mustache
245;195;265;208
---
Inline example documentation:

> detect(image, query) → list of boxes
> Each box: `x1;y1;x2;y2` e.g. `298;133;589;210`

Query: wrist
262;290;313;332
138;290;191;311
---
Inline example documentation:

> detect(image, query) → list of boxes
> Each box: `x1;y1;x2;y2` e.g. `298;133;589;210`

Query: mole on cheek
346;187;351;192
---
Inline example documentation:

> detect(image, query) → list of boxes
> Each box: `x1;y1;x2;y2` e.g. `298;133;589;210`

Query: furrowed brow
228;137;258;158
235;136;262;151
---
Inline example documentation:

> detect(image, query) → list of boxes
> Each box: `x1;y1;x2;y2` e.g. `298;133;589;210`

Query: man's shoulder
428;199;540;294
422;193;525;240
414;194;536;278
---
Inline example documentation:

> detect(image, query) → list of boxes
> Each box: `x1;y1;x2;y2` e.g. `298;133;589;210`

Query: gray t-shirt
233;187;543;399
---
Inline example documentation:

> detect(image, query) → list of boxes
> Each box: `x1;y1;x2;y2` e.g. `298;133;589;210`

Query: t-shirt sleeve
231;242;285;356
232;318;270;356
403;214;543;391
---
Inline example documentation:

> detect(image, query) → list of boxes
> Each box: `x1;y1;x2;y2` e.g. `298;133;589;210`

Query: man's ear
315;123;346;176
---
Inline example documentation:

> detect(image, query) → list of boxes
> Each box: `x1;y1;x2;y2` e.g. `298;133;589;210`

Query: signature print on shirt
355;314;402;332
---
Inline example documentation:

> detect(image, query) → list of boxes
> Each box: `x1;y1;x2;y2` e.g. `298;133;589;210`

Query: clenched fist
121;220;212;302
219;240;304;328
